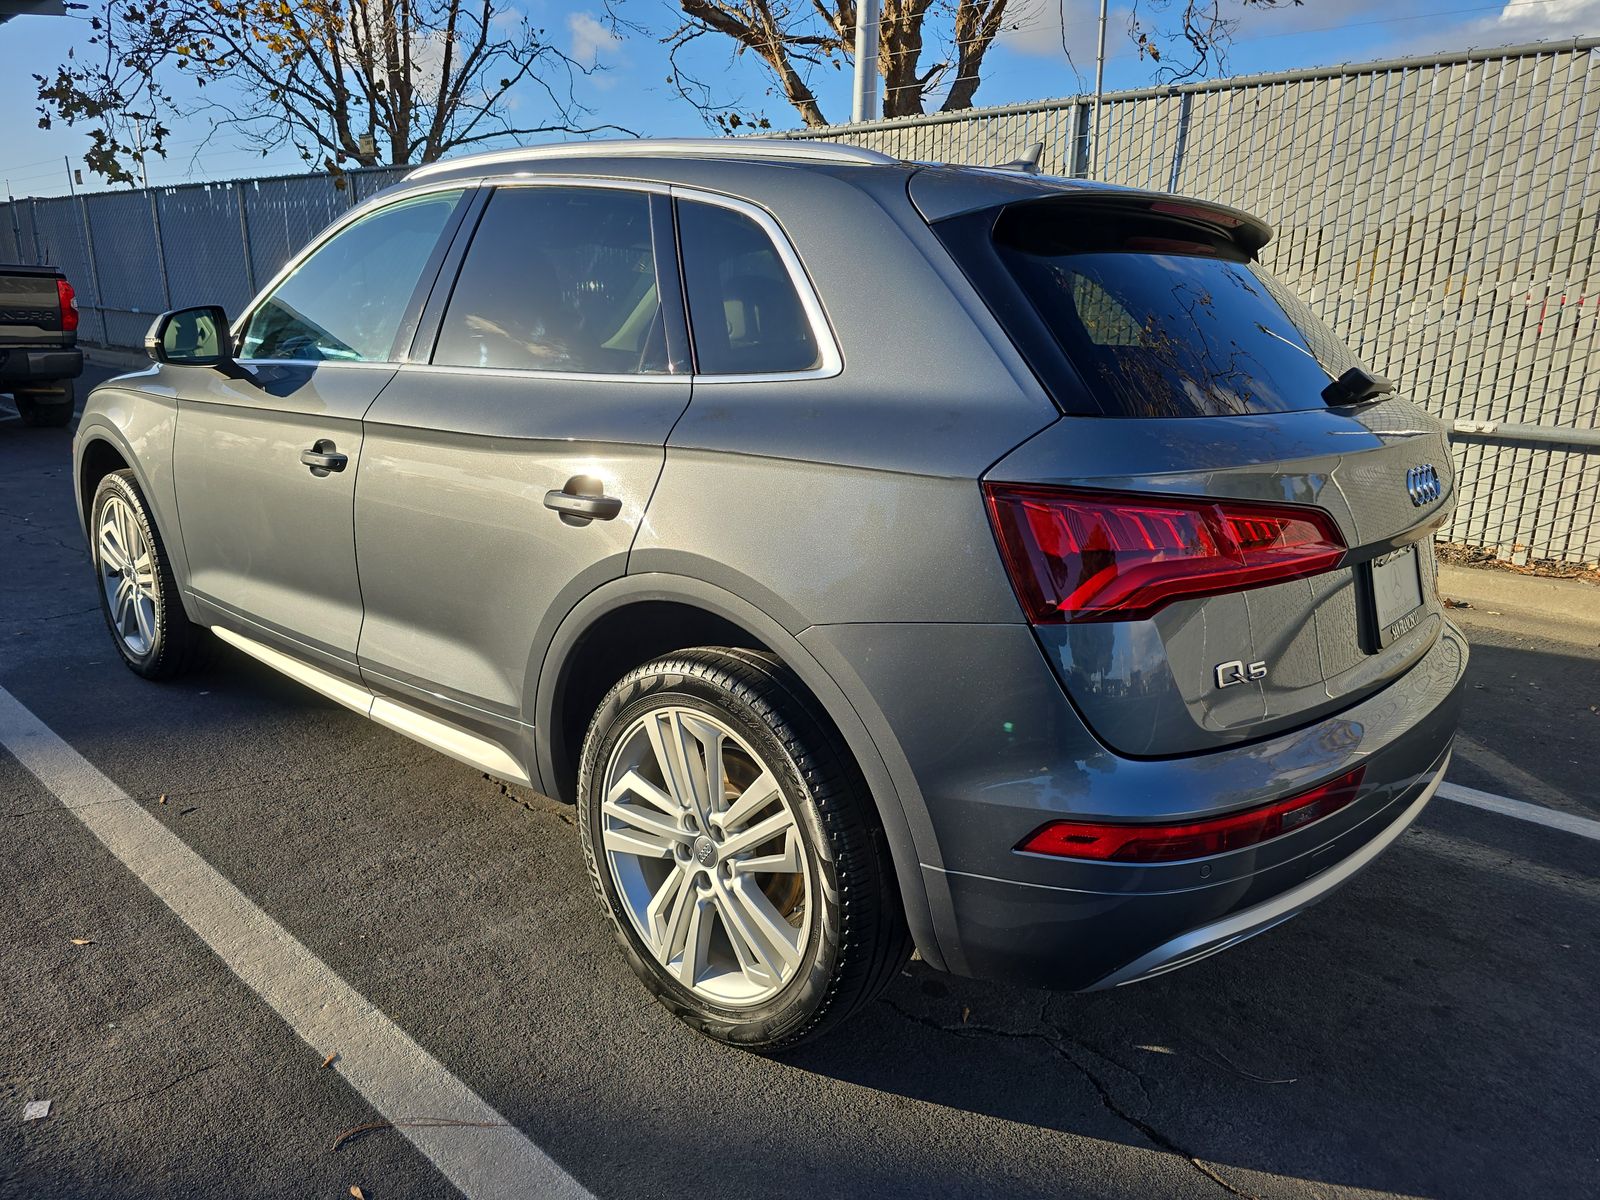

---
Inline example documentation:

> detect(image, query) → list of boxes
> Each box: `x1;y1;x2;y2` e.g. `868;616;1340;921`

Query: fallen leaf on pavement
158;794;167;805
70;938;94;946
349;1188;366;1200
23;1101;51;1122
961;1006;970;1023
321;1053;338;1070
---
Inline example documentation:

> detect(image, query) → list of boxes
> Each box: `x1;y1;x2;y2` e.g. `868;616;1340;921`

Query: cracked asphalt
3;364;1599;1200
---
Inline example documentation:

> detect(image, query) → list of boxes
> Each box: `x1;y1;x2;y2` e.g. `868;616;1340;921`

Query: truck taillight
982;484;1346;624
57;279;79;333
1016;767;1367;862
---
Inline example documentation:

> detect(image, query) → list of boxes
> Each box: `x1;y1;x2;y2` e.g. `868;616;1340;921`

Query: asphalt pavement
3;363;1598;1200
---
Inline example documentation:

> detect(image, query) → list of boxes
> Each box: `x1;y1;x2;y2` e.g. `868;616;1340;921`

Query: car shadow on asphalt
785;798;1598;1199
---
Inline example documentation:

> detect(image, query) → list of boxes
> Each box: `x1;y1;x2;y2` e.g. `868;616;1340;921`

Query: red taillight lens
1017;767;1366;863
983;484;1345;623
57;279;79;333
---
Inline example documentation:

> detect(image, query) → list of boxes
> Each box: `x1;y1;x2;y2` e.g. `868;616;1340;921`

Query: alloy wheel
600;705;813;1007
97;494;158;656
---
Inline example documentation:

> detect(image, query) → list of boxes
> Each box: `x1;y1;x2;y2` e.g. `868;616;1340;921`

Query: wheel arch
74;393;198;620
533;572;946;970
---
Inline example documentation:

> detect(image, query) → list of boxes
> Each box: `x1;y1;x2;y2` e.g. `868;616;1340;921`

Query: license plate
1369;545;1423;647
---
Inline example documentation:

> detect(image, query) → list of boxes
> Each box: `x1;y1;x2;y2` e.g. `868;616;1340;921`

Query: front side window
432;187;666;374
237;190;462;362
677;201;821;376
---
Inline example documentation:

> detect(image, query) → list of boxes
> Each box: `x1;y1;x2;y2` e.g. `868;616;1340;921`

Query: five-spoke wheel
601;705;813;1006
90;470;208;680
579;647;910;1051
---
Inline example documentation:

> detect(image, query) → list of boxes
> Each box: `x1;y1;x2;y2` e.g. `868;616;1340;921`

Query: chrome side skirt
209;625;531;786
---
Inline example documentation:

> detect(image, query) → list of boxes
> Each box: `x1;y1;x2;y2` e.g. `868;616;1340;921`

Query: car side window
237;190;463;363
432;186;667;375
676;200;821;376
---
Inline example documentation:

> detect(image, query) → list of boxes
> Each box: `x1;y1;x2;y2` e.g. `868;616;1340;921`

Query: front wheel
577;647;910;1051
90;470;209;679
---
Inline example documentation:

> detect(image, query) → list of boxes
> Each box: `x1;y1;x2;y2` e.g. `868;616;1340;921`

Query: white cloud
1453;0;1600;44
568;11;622;66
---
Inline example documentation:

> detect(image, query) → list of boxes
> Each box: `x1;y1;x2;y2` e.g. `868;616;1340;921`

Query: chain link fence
3;39;1597;563
786;39;1600;567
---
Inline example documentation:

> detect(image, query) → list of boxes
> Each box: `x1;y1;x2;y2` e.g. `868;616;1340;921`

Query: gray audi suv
72;139;1466;1049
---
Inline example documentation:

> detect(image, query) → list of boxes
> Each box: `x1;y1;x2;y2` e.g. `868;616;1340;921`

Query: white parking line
1440;780;1600;842
0;683;594;1200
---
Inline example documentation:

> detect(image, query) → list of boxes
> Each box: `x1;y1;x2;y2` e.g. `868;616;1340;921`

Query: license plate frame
1366;544;1424;648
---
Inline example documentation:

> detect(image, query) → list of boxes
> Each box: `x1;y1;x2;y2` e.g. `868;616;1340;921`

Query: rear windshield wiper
1321;366;1394;407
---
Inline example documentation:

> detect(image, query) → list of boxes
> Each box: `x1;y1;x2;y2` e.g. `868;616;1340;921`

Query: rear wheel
577;647;909;1050
15;382;74;428
90;470;208;679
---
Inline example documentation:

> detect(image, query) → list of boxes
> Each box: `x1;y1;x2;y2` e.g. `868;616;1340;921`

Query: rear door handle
300;440;348;475
545;476;622;525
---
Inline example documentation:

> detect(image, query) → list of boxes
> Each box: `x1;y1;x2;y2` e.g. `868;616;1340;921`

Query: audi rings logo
1406;464;1442;507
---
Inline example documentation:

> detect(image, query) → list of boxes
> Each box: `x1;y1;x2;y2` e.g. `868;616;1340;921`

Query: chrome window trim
393;362;687;386
232;179;478;367
232;174;843;384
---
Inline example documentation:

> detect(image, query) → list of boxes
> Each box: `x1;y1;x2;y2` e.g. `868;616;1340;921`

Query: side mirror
144;306;246;376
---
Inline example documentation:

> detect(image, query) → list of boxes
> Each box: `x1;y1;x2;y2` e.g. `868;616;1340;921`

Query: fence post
234;181;257;297
147;189;172;310
78;194;106;346
1167;91;1194;193
28;198;43;264
1070;102;1092;178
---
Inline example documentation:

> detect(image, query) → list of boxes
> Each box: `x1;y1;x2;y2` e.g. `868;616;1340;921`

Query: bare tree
639;0;1301;130
38;0;633;186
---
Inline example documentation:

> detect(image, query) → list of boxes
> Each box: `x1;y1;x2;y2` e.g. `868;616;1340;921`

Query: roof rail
407;137;898;180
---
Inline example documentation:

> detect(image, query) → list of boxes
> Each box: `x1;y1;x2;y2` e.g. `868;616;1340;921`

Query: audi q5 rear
75;140;1466;1049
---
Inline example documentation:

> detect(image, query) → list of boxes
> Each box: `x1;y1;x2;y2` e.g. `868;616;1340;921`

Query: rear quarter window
676;200;822;376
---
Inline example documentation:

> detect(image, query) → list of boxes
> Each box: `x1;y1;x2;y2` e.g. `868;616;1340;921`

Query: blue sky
2;0;1596;197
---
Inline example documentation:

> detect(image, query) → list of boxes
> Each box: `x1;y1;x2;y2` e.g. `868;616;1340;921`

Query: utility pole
64;156;76;197
1090;0;1108;179
851;0;881;124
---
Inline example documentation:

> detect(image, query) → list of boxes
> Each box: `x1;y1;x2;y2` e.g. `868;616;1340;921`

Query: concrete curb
1439;562;1600;638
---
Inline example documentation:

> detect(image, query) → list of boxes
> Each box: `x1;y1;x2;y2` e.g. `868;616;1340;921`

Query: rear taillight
983;484;1345;623
1016;767;1366;863
57;279;79;333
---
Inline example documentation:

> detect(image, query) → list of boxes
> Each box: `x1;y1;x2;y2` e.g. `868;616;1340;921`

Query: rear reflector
983;484;1345;623
57;279;79;333
1016;767;1367;863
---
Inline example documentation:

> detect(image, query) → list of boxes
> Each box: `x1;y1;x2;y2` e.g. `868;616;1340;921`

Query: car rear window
943;199;1366;418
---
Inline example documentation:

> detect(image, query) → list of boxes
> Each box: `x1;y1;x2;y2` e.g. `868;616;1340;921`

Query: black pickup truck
1;263;83;427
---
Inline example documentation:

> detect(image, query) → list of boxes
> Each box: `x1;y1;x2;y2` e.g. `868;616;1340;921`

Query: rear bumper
801;617;1468;989
0;347;82;387
1086;749;1447;989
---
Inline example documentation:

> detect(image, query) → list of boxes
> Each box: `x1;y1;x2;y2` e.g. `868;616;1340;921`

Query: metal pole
64;156;76;198
5;181;22;258
851;0;881;124
1090;0;1108;179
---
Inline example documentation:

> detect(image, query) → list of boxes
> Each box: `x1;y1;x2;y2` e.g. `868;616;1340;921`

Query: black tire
15;381;75;428
89;469;209;680
577;647;910;1051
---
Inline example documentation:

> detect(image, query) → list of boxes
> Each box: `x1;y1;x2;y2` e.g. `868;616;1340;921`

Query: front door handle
300;440;348;476
545;475;622;525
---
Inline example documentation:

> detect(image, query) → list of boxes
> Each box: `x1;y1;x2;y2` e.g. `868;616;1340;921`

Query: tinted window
678;201;821;375
239;190;461;362
975;201;1365;418
433;187;666;374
